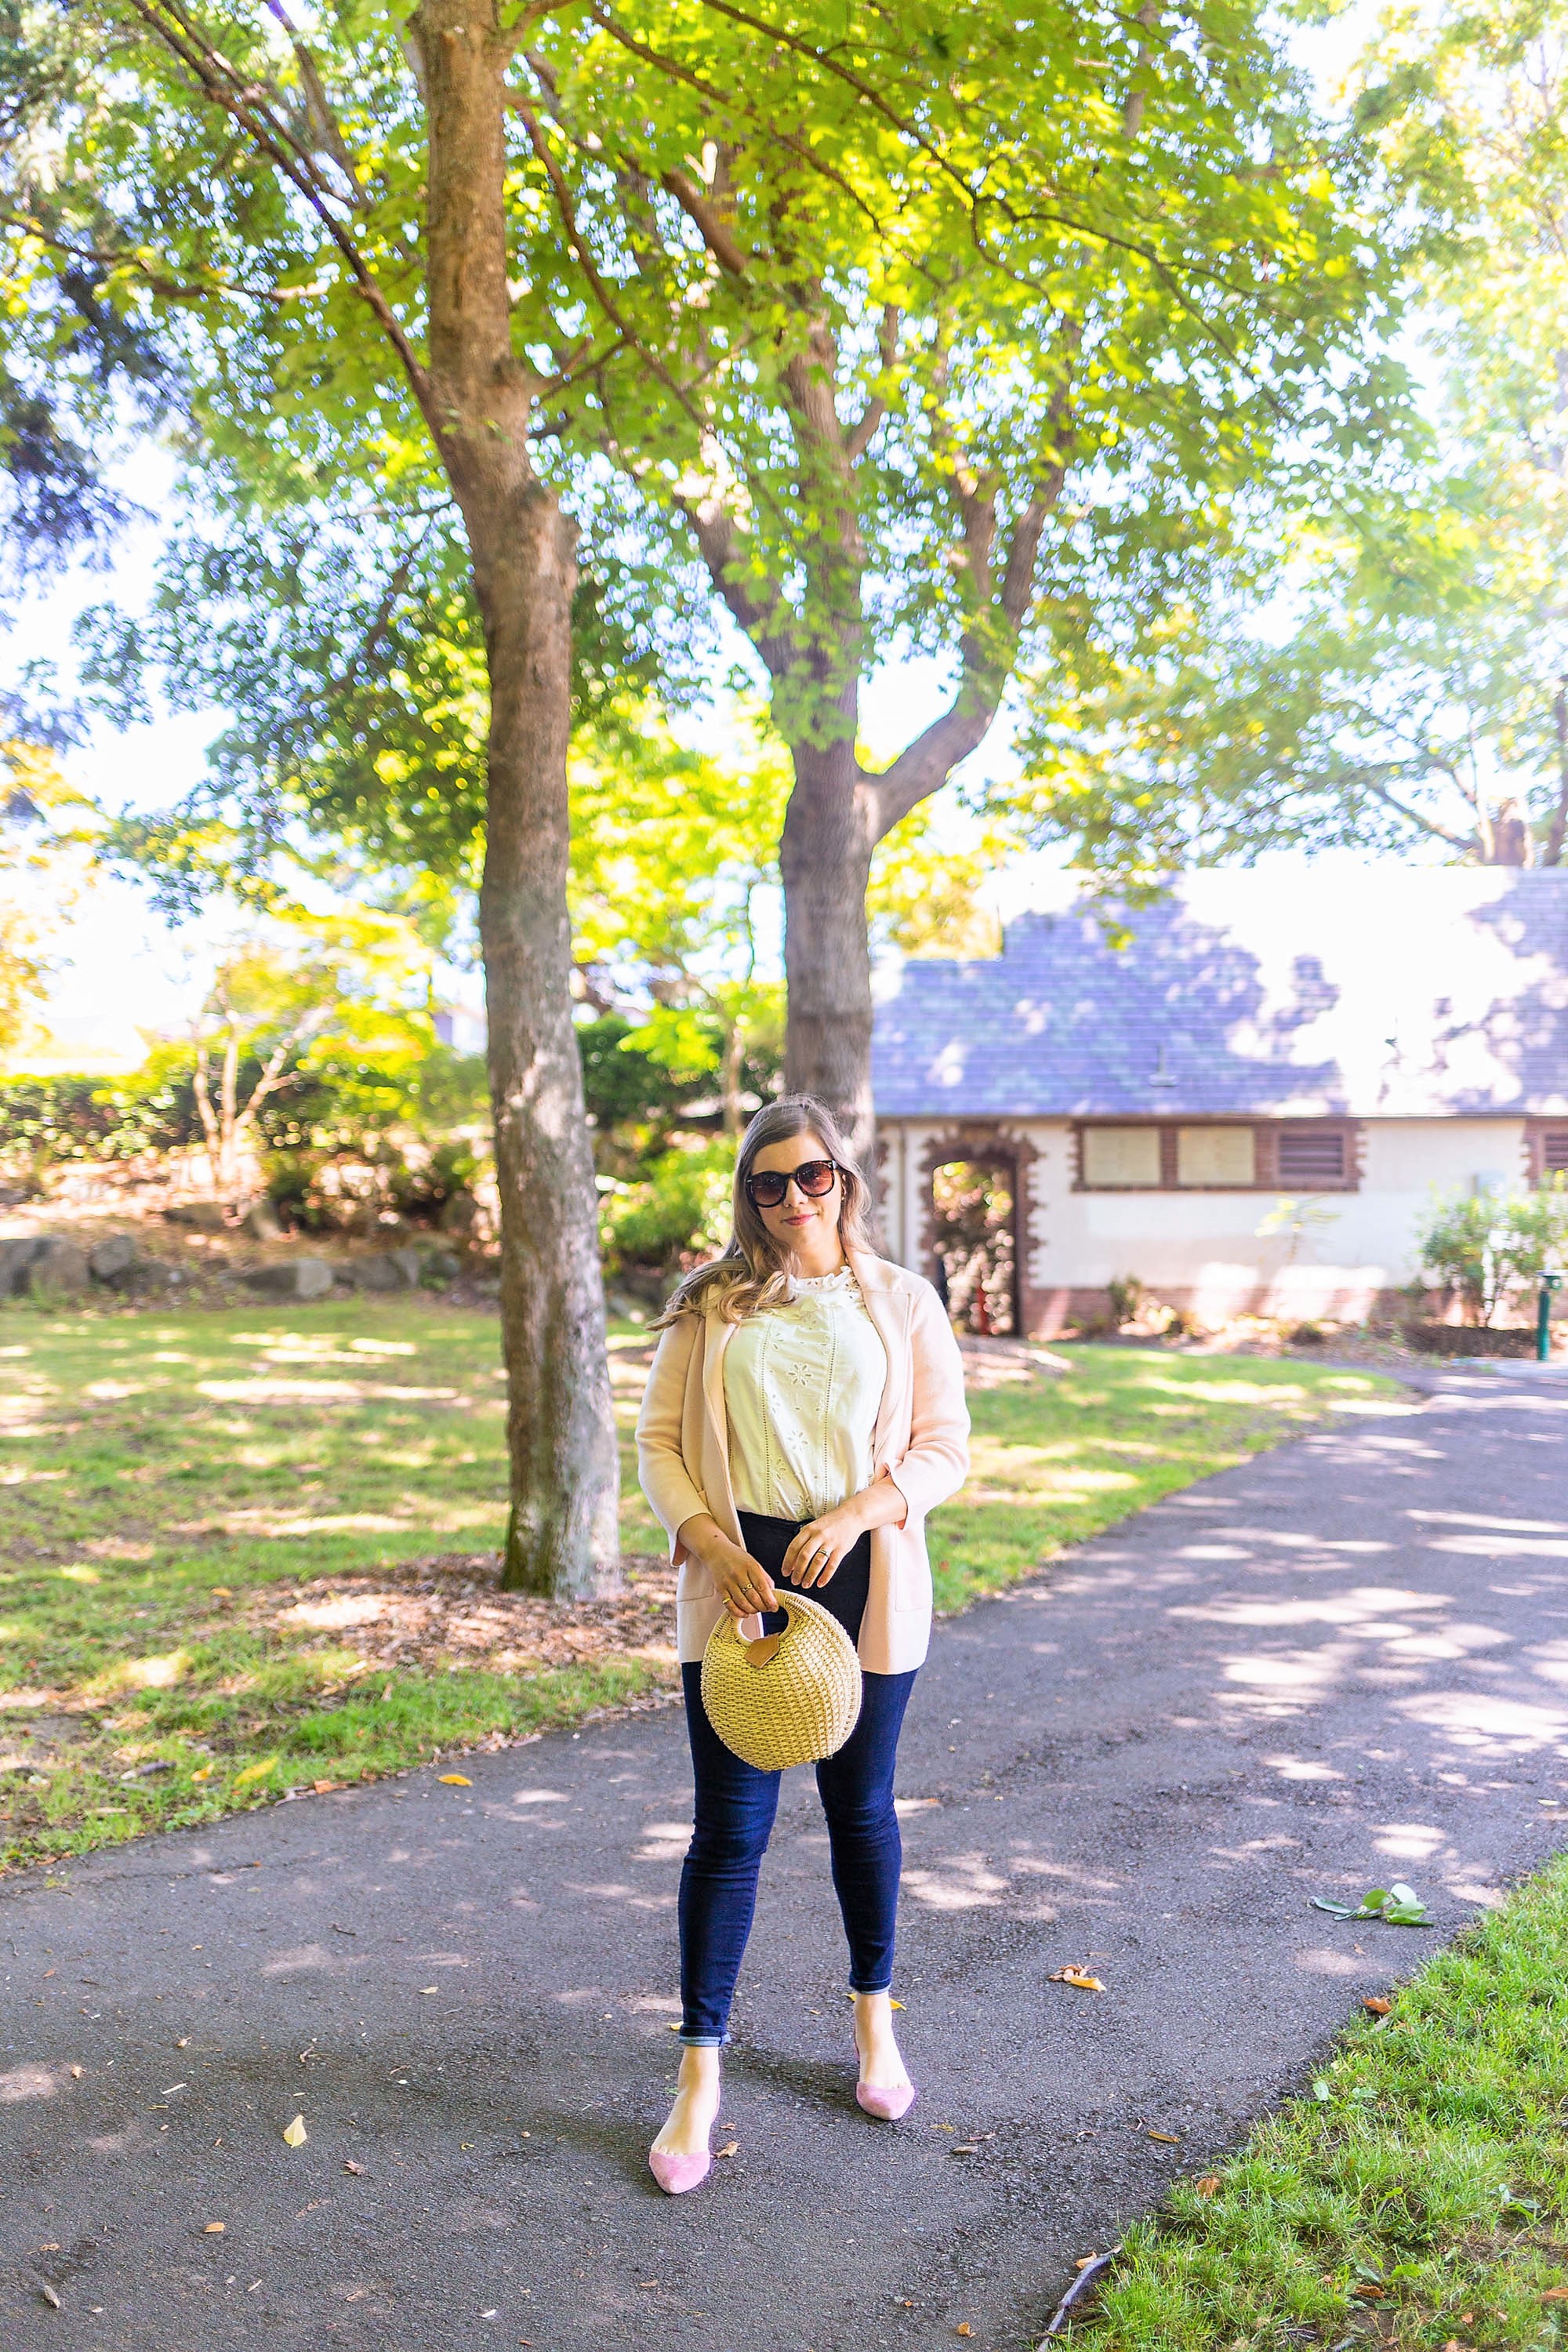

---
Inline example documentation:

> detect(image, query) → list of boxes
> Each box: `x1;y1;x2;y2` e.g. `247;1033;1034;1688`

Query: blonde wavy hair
656;1095;874;1326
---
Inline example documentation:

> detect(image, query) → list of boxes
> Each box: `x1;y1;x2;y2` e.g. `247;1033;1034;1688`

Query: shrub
388;1139;483;1224
1416;1178;1568;1327
601;1140;734;1273
1106;1274;1147;1326
0;1048;202;1172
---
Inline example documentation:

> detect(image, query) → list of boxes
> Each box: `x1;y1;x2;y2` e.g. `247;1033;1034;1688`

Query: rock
387;1247;426;1288
241;1200;281;1241
127;1260;180;1294
242;1256;334;1300
419;1248;462;1287
88;1234;139;1284
29;1239;89;1293
165;1201;229;1232
0;1236;45;1296
349;1252;405;1292
437;1190;478;1236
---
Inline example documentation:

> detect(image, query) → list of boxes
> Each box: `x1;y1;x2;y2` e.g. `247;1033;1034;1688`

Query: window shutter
1080;1127;1162;1186
1277;1130;1347;1185
1176;1127;1256;1186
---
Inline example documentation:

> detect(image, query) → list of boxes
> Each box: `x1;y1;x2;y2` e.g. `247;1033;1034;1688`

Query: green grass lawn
0;1296;1402;1871
1065;1858;1568;2352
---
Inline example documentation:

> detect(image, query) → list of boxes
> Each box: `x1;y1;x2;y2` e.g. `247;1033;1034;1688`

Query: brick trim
916;1123;1044;1336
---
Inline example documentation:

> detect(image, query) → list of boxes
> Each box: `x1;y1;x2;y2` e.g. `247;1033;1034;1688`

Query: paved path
7;1372;1568;2352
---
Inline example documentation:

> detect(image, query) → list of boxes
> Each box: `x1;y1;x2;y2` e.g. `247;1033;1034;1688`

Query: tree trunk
779;731;880;1173
474;492;621;1596
416;0;619;1598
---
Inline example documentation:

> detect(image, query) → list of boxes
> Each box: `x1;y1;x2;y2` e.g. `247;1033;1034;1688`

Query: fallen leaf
1147;2129;1181;2145
1363;1997;1392;2016
343;2161;365;2176
191;1768;212;1782
282;2115;307;2147
1075;2256;1099;2270
438;1773;474;1785
313;1780;338;1794
38;2245;60;2252
205;2223;225;2235
951;2143;981;2154
212;1586;234;1596
1542;2289;1568;2303
37;2281;61;2310
1049;1966;1105;1991
69;2064;83;2079
956;2329;973;2339
418;1986;439;1995
717;2141;739;2158
1352;2284;1386;2301
1194;2177;1221;2198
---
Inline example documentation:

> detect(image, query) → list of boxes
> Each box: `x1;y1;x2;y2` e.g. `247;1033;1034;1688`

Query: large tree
25;0;978;1592
505;0;1414;1162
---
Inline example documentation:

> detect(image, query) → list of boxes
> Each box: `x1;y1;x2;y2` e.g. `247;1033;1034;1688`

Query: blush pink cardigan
635;1249;970;1675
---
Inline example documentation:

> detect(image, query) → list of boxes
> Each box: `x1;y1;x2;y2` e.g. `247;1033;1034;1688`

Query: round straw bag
701;1590;863;1771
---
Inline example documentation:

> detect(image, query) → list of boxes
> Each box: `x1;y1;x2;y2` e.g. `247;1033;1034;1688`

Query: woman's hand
780;1496;869;1590
678;1515;779;1621
712;1538;779;1621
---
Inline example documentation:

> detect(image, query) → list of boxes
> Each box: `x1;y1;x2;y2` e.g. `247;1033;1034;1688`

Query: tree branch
1353;769;1477;853
662;168;749;277
125;0;438;435
844;303;898;462
509;95;716;448
871;465;1067;840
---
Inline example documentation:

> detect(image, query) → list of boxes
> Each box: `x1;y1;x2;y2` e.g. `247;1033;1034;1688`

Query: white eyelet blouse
722;1265;890;1523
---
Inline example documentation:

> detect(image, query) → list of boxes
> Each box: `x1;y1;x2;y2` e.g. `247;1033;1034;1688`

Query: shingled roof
870;866;1568;1120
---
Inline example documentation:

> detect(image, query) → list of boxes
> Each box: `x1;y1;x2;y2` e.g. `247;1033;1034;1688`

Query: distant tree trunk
779;734;879;1166
416;0;619;1598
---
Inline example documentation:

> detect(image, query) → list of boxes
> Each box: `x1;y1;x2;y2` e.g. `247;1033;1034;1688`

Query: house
870;866;1568;1334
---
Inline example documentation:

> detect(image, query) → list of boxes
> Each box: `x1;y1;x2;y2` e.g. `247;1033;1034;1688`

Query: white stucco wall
883;1116;1532;1321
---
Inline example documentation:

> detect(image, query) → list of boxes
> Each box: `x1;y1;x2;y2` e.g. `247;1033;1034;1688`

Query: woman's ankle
677;2045;722;2096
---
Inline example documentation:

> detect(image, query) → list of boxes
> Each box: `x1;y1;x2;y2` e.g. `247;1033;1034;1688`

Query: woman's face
750;1129;844;1261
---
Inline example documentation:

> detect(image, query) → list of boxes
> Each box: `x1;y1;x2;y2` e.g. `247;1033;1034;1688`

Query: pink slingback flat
648;2145;713;2194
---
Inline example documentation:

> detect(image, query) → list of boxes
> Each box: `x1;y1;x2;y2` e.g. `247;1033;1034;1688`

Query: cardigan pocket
888;1526;931;1611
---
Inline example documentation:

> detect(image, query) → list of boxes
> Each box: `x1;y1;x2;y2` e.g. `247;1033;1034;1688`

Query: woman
635;1096;969;2194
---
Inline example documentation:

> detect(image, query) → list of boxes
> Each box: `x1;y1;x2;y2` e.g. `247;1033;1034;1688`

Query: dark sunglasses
744;1157;841;1209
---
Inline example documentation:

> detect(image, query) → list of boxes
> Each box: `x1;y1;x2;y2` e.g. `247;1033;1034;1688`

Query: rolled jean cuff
678;2031;728;2048
848;1976;893;1995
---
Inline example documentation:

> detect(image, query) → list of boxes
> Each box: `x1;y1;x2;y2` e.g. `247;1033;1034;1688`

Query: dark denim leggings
677;1510;917;2047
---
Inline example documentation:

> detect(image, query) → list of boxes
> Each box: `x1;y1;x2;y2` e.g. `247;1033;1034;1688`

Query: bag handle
731;1585;808;1671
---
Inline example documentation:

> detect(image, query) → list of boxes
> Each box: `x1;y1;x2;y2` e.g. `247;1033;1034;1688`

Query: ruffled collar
786;1263;858;1299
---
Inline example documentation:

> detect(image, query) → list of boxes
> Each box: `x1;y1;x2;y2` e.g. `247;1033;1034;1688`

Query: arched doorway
930;1155;1019;1335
